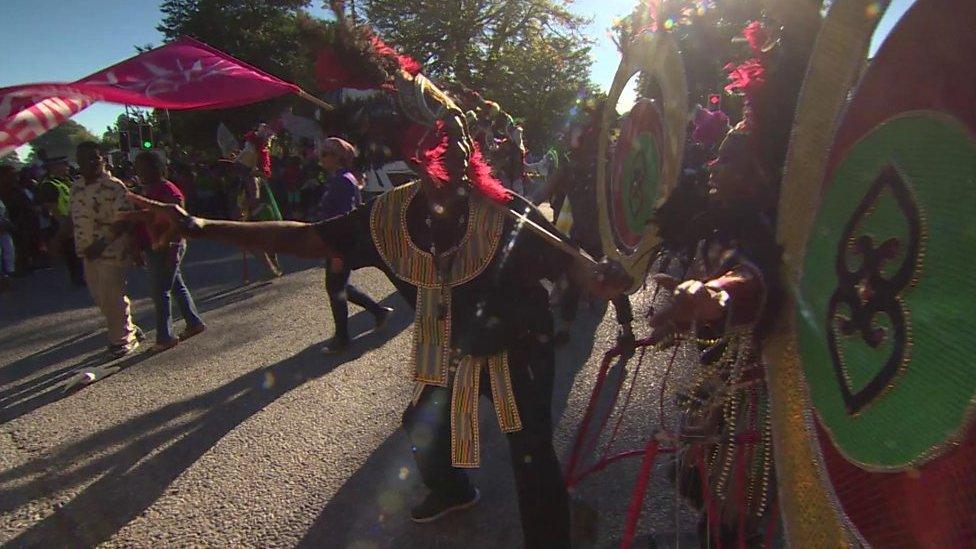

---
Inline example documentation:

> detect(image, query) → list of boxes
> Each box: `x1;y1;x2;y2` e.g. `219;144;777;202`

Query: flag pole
295;89;333;111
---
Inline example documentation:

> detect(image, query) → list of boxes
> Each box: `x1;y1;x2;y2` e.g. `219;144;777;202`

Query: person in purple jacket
317;137;392;353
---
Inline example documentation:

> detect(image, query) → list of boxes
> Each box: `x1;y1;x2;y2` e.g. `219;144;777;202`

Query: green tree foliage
154;0;329;153
27;119;98;162
362;0;595;150
617;0;762;113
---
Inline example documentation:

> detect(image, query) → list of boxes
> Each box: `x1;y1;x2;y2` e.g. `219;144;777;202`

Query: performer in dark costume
647;17;816;546
537;100;636;346
128;4;631;546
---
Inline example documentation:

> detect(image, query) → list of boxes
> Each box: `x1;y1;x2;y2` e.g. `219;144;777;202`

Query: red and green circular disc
797;113;976;468
608;98;663;252
771;1;976;544
785;0;976;544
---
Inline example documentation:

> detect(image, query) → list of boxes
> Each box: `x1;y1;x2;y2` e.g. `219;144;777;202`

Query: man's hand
647;273;728;343
586;258;634;300
83;238;108;260
121;193;194;251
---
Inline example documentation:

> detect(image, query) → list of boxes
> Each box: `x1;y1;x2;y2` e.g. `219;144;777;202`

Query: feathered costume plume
317;0;510;203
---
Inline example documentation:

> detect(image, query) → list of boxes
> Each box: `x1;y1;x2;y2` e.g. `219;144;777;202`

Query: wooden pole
295;89;334;111
487;200;597;266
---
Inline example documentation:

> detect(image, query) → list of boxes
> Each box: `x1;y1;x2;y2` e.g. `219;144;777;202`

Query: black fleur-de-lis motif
826;165;922;414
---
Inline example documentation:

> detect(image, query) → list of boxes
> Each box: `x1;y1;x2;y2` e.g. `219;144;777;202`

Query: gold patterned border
765;0;885;545
596;31;687;294
370;182;505;289
451;356;482;468
488;352;522;433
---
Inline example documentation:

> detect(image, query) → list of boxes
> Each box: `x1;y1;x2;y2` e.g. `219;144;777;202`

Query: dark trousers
402;338;571;548
12;230;39;273
59;236;84;285
325;266;386;340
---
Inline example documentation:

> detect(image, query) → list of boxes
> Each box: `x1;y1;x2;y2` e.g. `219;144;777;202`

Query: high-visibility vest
40;177;72;218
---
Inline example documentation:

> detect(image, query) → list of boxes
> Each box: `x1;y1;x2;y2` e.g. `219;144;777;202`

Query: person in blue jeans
317;137;392;353
134;152;207;353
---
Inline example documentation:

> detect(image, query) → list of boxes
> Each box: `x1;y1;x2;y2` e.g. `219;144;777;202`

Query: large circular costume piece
769;0;976;545
609;98;664;254
596;32;687;293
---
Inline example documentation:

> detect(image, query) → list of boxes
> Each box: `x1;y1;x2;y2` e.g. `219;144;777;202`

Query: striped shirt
70;173;134;264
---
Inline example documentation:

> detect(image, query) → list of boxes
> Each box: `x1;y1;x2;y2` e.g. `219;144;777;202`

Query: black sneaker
616;326;636;350
373;307;394;331
322;336;351;354
410;488;480;524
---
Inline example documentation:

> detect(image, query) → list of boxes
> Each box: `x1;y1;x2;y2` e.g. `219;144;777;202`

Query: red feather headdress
319;1;509;203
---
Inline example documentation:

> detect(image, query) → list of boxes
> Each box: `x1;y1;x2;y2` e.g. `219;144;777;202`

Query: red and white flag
0;37;302;158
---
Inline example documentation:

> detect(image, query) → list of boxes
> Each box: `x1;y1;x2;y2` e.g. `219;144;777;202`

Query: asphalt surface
0;223;700;547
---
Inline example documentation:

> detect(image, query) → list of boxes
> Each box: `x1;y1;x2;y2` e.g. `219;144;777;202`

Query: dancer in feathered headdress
126;3;633;547
232;122;283;278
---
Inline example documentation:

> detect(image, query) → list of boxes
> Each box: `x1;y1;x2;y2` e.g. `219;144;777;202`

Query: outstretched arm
124;193;335;259
186;218;333;258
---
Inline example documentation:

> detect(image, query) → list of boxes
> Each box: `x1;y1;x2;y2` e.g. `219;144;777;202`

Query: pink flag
0;37;302;158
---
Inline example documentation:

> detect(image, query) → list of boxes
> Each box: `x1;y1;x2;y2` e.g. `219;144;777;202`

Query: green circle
619;133;660;238
797;114;976;468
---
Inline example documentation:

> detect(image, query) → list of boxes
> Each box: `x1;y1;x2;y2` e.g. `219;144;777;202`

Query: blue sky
1;0;914;158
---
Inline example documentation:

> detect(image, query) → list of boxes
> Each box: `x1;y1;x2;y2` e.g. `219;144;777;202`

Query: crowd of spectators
1;146;334;277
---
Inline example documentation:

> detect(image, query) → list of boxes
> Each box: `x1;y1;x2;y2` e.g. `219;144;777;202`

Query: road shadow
0;280;279;413
297;411;524;549
0;298;410;548
0;332;105;388
551;300;611;421
298;304;611;549
0;351;159;424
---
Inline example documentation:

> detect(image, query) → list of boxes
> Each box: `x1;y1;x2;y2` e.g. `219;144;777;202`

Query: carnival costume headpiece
316;0;510;204
237;123;274;178
718;17;817;201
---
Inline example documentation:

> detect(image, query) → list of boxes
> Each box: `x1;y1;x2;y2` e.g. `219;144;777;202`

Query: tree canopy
153;0;596;154
362;0;596;150
27;119;98;162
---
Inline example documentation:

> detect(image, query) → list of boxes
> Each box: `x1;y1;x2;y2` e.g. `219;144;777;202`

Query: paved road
0;236;699;548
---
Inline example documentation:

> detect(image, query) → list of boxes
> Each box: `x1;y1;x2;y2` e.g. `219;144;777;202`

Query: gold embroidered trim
412;288;451;386
488;353;522;433
370;182;506;388
451;356;482;468
370;183;505;289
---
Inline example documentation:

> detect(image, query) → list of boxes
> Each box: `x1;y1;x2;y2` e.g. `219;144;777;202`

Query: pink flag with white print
0;36;302;158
